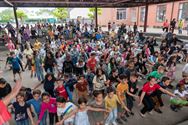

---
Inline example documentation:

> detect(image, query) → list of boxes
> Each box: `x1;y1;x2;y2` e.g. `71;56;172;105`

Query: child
90;90;105;125
55;79;68;101
105;87;130;125
116;74;138;123
56;97;77;125
57;97;109;125
166;56;177;81
27;90;47;125
74;75;88;99
5;53;12;70
38;92;57;125
147;66;165;81
126;73;139;115
10;92;35;125
9;51;24;81
170;83;188;112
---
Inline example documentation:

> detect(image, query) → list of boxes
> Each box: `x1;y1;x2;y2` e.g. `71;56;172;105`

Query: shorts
13;68;20;74
170;99;188;106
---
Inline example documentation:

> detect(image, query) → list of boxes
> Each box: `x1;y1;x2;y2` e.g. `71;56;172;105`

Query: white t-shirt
171;89;188;100
57;102;77;122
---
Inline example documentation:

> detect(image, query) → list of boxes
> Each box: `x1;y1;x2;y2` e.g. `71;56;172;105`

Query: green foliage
16;9;27;21
88;8;102;19
52;8;68;20
0;9;14;21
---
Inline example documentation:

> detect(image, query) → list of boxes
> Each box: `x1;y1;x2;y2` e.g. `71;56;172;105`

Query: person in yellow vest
178;19;184;34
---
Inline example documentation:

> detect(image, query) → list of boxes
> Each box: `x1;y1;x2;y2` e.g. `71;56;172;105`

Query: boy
9;51;24;81
170;83;188;112
116;74;138;123
152;76;171;113
27;89;47;125
55;79;68;101
147;66;165;81
126;73;139;115
105;87;129;125
56;96;77;125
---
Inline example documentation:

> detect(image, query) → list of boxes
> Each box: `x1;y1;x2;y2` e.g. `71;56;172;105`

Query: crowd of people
1;19;188;125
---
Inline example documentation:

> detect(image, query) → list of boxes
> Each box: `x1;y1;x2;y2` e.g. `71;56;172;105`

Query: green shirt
147;71;164;80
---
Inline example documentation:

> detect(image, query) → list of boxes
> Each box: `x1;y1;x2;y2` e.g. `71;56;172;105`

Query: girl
57;97;108;125
74;75;88;99
107;58;117;76
38;92;57;125
10;93;35;125
166;56;177;81
93;68;107;94
0;80;22;125
43;73;56;97
138;76;175;117
55;51;64;78
90;90;105;125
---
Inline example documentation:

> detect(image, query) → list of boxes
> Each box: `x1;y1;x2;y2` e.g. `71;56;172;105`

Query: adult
163;19;169;32
170;18;176;33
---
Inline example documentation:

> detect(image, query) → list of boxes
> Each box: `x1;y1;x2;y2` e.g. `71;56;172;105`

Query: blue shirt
10;57;21;69
27;98;42;114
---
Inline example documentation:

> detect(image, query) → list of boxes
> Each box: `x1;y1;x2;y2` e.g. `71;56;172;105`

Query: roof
1;0;182;7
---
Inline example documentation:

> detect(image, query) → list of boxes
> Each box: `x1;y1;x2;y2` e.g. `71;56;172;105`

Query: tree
52;8;68;21
16;9;27;23
88;8;102;19
0;9;14;22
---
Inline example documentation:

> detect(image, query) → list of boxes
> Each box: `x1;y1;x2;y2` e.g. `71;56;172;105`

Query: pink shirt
0;100;11;124
39;98;57;121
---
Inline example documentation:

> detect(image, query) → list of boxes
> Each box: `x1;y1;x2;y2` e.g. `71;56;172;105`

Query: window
156;5;166;22
117;9;126;20
131;8;137;22
140;7;145;22
178;2;188;21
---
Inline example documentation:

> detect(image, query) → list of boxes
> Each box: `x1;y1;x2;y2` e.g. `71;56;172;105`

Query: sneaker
170;105;178;112
112;121;117;125
116;118;123;124
154;108;163;114
148;111;153;115
125;112;130;117
139;112;146;118
130;112;134;116
121;116;127;122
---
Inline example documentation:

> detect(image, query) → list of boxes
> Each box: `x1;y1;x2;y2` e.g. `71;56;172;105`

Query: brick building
98;0;188;28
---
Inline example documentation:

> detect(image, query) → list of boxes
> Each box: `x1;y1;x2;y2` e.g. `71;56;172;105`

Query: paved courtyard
0;40;188;125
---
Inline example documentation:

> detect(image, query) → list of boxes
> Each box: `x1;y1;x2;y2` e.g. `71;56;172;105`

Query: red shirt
76;80;88;92
142;82;161;95
0;100;11;124
87;57;97;72
56;86;68;100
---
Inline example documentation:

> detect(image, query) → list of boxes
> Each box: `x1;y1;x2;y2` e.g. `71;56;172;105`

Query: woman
138;76;175;117
93;68;107;94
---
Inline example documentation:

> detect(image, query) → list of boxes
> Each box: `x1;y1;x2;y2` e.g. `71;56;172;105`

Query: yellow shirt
105;94;120;110
116;83;129;101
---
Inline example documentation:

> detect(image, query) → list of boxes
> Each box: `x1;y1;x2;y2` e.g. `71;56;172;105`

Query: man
163;19;169;32
170;18;176;33
178;19;183;34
